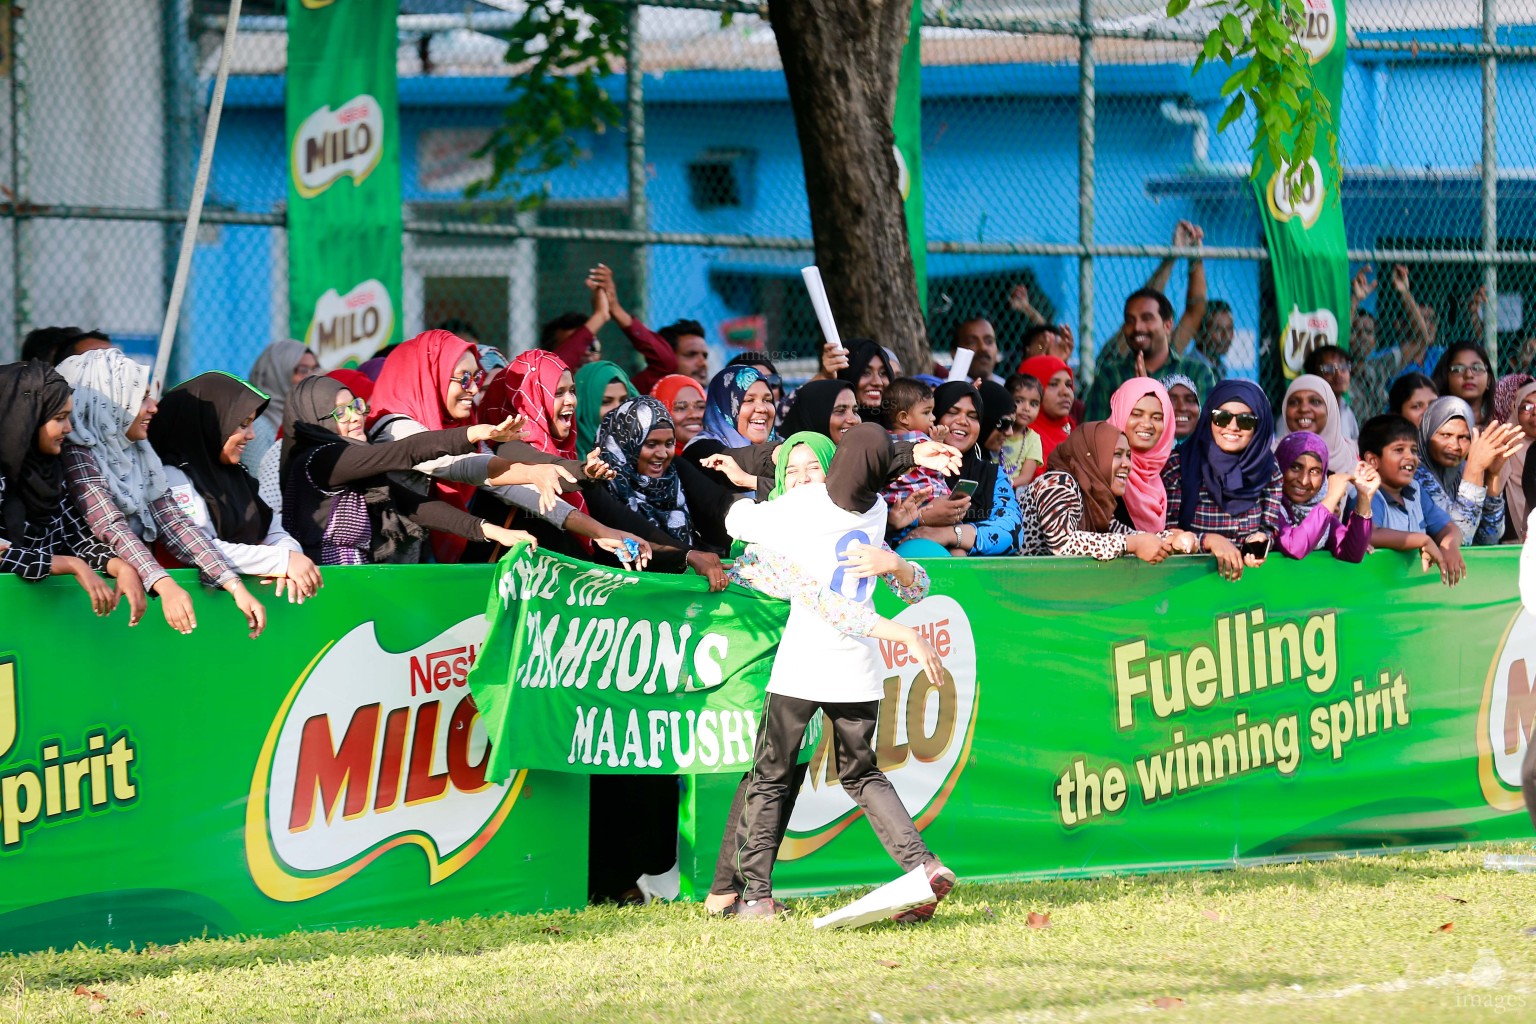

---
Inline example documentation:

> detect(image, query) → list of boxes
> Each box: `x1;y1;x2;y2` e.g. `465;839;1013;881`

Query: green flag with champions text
1254;0;1350;377
286;0;404;368
467;547;794;781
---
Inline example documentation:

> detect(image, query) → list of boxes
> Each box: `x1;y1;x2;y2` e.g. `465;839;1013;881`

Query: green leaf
1221;67;1246;96
1217;92;1248;132
1167;0;1193;16
1204;33;1224;60
1221;13;1244;47
1277;82;1301;108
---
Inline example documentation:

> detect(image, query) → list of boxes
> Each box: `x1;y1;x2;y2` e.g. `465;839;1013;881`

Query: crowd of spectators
5;238;1532;898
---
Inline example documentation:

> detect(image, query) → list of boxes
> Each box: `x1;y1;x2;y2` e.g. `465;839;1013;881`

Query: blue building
183;21;1536;381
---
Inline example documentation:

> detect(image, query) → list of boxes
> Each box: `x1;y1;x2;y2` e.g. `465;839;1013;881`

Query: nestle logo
409;646;477;695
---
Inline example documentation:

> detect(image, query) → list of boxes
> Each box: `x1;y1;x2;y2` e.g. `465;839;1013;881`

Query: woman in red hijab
1017;354;1076;464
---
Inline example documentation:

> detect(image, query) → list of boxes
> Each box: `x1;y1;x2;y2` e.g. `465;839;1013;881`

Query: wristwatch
953;525;964;545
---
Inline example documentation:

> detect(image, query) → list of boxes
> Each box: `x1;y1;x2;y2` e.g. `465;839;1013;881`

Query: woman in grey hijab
243;340;317;473
1414;394;1522;546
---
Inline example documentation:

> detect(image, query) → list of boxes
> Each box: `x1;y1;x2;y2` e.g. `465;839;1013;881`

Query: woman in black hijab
279;375;534;565
901;379;1022;555
149;372;324;603
779;379;861;444
0;361;143;617
836;338;892;422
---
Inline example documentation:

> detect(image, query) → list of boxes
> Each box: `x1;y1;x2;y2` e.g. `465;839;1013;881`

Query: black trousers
734;693;931;901
1523;731;1536;831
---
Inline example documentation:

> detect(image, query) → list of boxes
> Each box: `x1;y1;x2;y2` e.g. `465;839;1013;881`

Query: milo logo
306;279;395;370
291;94;384;199
781;597;978;858
1289;0;1337;63
1282;305;1340;374
245;619;521;902
1477;610;1536;812
1266;157;1326;230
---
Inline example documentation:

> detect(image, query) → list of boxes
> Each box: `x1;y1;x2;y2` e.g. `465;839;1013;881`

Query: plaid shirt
62;446;237;592
0;475;116;581
1161;449;1284;543
883;431;952;545
1083;347;1217;422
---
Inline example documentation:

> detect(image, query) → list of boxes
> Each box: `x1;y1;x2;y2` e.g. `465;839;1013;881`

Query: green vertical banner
894;0;927;315
1255;0;1349;377
286;0;404;369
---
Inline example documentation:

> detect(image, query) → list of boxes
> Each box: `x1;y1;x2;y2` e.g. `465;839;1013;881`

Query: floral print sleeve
879;543;929;605
727;545;880;638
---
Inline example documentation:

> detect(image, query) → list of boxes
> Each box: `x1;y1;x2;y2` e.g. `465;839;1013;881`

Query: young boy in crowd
1001;373;1044;488
879;377;953;547
1357;414;1466;586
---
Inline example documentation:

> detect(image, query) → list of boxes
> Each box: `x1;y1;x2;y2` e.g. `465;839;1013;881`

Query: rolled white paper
947;347;975;382
800;266;844;351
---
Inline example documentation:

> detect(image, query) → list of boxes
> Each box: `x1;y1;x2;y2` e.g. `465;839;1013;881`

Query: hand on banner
109;559;147;625
469;415;528;446
686;550;729;592
267;551;323;604
65;558;117;617
154;578;197;634
912;440;963;475
1203;534;1244;581
228;582;267;639
484;524;538;552
1124;532;1171;564
596;532;652;571
1167;529;1199;554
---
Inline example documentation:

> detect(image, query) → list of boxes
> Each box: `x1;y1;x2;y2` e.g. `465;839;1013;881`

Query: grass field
6;846;1536;1023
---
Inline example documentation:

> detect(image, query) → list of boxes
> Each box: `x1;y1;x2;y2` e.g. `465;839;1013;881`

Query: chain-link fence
1;0;1530;418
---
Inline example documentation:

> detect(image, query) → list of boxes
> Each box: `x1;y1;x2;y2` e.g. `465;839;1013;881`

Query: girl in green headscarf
703;426;944;916
574;361;637;455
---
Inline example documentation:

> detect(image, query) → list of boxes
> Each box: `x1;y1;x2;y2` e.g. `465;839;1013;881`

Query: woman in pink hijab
1107;377;1175;531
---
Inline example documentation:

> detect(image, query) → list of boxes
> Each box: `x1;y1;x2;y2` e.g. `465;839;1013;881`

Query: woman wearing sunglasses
280;375;535;566
368;330;586;564
1161;379;1284;581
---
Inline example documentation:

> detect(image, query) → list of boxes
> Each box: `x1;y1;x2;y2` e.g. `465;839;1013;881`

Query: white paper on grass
947;347;975;382
811;864;935;930
801;266;844;351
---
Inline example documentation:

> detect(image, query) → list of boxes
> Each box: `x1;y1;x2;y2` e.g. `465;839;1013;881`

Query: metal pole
8;3;26;359
1482;0;1498;370
163;0;197;381
626;1;648;323
1077;0;1096;385
153;0;241;394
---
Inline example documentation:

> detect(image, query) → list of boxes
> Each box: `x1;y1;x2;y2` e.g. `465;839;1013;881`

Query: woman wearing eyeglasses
1432;343;1496;427
368;330;586;564
1161;379;1284;581
148;372;322;604
280;375;534;566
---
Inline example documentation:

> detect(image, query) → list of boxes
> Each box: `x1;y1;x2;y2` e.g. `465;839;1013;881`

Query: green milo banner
2;552;1533;951
1255;0;1350;377
286;0;404;368
678;549;1534;895
0;566;584;955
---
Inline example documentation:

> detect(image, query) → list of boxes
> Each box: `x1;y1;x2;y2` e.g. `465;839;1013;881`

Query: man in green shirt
1084;287;1216;421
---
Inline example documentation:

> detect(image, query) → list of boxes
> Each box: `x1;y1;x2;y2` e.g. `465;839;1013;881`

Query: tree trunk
768;0;929;375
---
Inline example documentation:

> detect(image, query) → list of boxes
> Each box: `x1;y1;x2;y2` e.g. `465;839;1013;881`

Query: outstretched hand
912;440;963;476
